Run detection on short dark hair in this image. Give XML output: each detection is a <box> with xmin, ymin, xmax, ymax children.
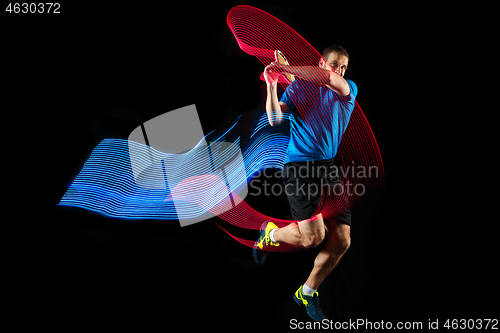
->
<box><xmin>322</xmin><ymin>45</ymin><xmax>349</xmax><ymax>59</ymax></box>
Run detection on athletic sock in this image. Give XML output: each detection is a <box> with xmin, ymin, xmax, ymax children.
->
<box><xmin>269</xmin><ymin>228</ymin><xmax>279</xmax><ymax>243</ymax></box>
<box><xmin>302</xmin><ymin>283</ymin><xmax>317</xmax><ymax>296</ymax></box>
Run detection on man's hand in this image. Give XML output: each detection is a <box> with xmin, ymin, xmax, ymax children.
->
<box><xmin>263</xmin><ymin>63</ymin><xmax>281</xmax><ymax>85</ymax></box>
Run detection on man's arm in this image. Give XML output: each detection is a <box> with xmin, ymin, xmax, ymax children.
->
<box><xmin>269</xmin><ymin>63</ymin><xmax>350</xmax><ymax>96</ymax></box>
<box><xmin>264</xmin><ymin>65</ymin><xmax>290</xmax><ymax>126</ymax></box>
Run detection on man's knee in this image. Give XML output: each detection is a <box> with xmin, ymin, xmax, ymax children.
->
<box><xmin>326</xmin><ymin>220</ymin><xmax>351</xmax><ymax>254</ymax></box>
<box><xmin>337</xmin><ymin>236</ymin><xmax>350</xmax><ymax>255</ymax></box>
<box><xmin>301</xmin><ymin>228</ymin><xmax>326</xmax><ymax>249</ymax></box>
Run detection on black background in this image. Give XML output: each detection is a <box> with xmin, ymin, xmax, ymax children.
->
<box><xmin>3</xmin><ymin>2</ymin><xmax>497</xmax><ymax>330</ymax></box>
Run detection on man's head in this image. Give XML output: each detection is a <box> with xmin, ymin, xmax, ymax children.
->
<box><xmin>319</xmin><ymin>45</ymin><xmax>349</xmax><ymax>77</ymax></box>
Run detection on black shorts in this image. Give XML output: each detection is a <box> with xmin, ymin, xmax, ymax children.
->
<box><xmin>282</xmin><ymin>158</ymin><xmax>351</xmax><ymax>225</ymax></box>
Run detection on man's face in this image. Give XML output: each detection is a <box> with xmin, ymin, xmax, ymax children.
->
<box><xmin>320</xmin><ymin>52</ymin><xmax>349</xmax><ymax>77</ymax></box>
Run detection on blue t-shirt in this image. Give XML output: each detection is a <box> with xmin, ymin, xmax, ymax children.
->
<box><xmin>280</xmin><ymin>79</ymin><xmax>358</xmax><ymax>163</ymax></box>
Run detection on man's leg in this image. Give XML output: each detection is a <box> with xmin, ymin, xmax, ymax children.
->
<box><xmin>304</xmin><ymin>217</ymin><xmax>351</xmax><ymax>289</ymax></box>
<box><xmin>272</xmin><ymin>213</ymin><xmax>326</xmax><ymax>248</ymax></box>
<box><xmin>289</xmin><ymin>216</ymin><xmax>349</xmax><ymax>322</ymax></box>
<box><xmin>252</xmin><ymin>214</ymin><xmax>325</xmax><ymax>264</ymax></box>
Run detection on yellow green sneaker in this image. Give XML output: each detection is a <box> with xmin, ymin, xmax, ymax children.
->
<box><xmin>252</xmin><ymin>221</ymin><xmax>279</xmax><ymax>264</ymax></box>
<box><xmin>293</xmin><ymin>285</ymin><xmax>328</xmax><ymax>322</ymax></box>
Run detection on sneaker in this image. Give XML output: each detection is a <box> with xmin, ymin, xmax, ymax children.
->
<box><xmin>252</xmin><ymin>221</ymin><xmax>279</xmax><ymax>264</ymax></box>
<box><xmin>293</xmin><ymin>285</ymin><xmax>328</xmax><ymax>322</ymax></box>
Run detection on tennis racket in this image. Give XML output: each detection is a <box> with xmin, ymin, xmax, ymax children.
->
<box><xmin>274</xmin><ymin>50</ymin><xmax>295</xmax><ymax>83</ymax></box>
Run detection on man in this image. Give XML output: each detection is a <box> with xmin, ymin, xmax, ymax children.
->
<box><xmin>253</xmin><ymin>45</ymin><xmax>358</xmax><ymax>322</ymax></box>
